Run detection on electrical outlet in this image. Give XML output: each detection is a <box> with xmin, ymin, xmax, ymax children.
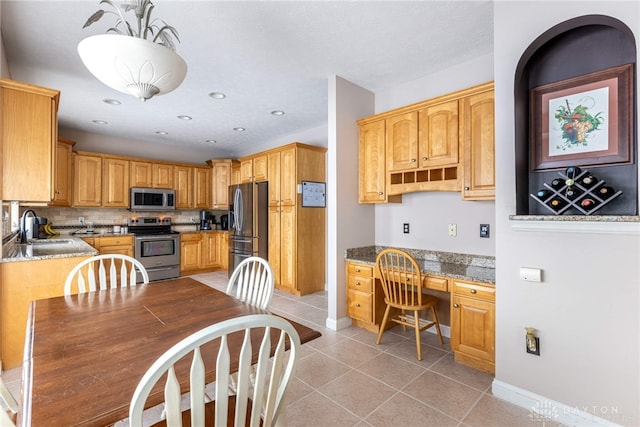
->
<box><xmin>448</xmin><ymin>223</ymin><xmax>457</xmax><ymax>236</ymax></box>
<box><xmin>190</xmin><ymin>216</ymin><xmax>195</xmax><ymax>223</ymax></box>
<box><xmin>78</xmin><ymin>217</ymin><xmax>85</xmax><ymax>225</ymax></box>
<box><xmin>403</xmin><ymin>223</ymin><xmax>410</xmax><ymax>234</ymax></box>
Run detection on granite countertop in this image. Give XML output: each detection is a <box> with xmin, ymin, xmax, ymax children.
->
<box><xmin>345</xmin><ymin>246</ymin><xmax>495</xmax><ymax>285</ymax></box>
<box><xmin>1</xmin><ymin>237</ymin><xmax>98</xmax><ymax>263</ymax></box>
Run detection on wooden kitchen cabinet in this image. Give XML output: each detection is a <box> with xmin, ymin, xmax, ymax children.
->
<box><xmin>461</xmin><ymin>86</ymin><xmax>495</xmax><ymax>200</ymax></box>
<box><xmin>358</xmin><ymin>120</ymin><xmax>401</xmax><ymax>203</ymax></box>
<box><xmin>102</xmin><ymin>157</ymin><xmax>130</xmax><ymax>208</ymax></box>
<box><xmin>73</xmin><ymin>152</ymin><xmax>103</xmax><ymax>207</ymax></box>
<box><xmin>418</xmin><ymin>99</ymin><xmax>459</xmax><ymax>168</ymax></box>
<box><xmin>92</xmin><ymin>235</ymin><xmax>134</xmax><ymax>256</ymax></box>
<box><xmin>130</xmin><ymin>161</ymin><xmax>153</xmax><ymax>187</ymax></box>
<box><xmin>180</xmin><ymin>232</ymin><xmax>203</xmax><ymax>273</ymax></box>
<box><xmin>386</xmin><ymin>111</ymin><xmax>418</xmax><ymax>172</ymax></box>
<box><xmin>50</xmin><ymin>137</ymin><xmax>75</xmax><ymax>207</ymax></box>
<box><xmin>193</xmin><ymin>166</ymin><xmax>211</xmax><ymax>209</ymax></box>
<box><xmin>231</xmin><ymin>164</ymin><xmax>241</xmax><ymax>185</ymax></box>
<box><xmin>1</xmin><ymin>256</ymin><xmax>91</xmax><ymax>369</ymax></box>
<box><xmin>267</xmin><ymin>143</ymin><xmax>326</xmax><ymax>295</ymax></box>
<box><xmin>130</xmin><ymin>161</ymin><xmax>175</xmax><ymax>189</ymax></box>
<box><xmin>450</xmin><ymin>279</ymin><xmax>495</xmax><ymax>374</ymax></box>
<box><xmin>240</xmin><ymin>154</ymin><xmax>268</xmax><ymax>183</ymax></box>
<box><xmin>357</xmin><ymin>82</ymin><xmax>493</xmax><ymax>200</ymax></box>
<box><xmin>202</xmin><ymin>231</ymin><xmax>228</xmax><ymax>269</ymax></box>
<box><xmin>1</xmin><ymin>78</ymin><xmax>59</xmax><ymax>202</ymax></box>
<box><xmin>174</xmin><ymin>166</ymin><xmax>193</xmax><ymax>209</ymax></box>
<box><xmin>208</xmin><ymin>159</ymin><xmax>235</xmax><ymax>210</ymax></box>
<box><xmin>345</xmin><ymin>262</ymin><xmax>386</xmax><ymax>332</ymax></box>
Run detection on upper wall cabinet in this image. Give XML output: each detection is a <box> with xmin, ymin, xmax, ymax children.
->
<box><xmin>461</xmin><ymin>88</ymin><xmax>495</xmax><ymax>200</ymax></box>
<box><xmin>50</xmin><ymin>137</ymin><xmax>76</xmax><ymax>207</ymax></box>
<box><xmin>130</xmin><ymin>161</ymin><xmax>174</xmax><ymax>189</ymax></box>
<box><xmin>358</xmin><ymin>120</ymin><xmax>401</xmax><ymax>203</ymax></box>
<box><xmin>208</xmin><ymin>159</ymin><xmax>236</xmax><ymax>210</ymax></box>
<box><xmin>1</xmin><ymin>78</ymin><xmax>60</xmax><ymax>202</ymax></box>
<box><xmin>357</xmin><ymin>82</ymin><xmax>494</xmax><ymax>202</ymax></box>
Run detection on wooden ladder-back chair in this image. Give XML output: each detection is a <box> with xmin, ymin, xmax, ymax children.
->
<box><xmin>376</xmin><ymin>248</ymin><xmax>444</xmax><ymax>360</ymax></box>
<box><xmin>64</xmin><ymin>254</ymin><xmax>149</xmax><ymax>295</ymax></box>
<box><xmin>226</xmin><ymin>257</ymin><xmax>275</xmax><ymax>310</ymax></box>
<box><xmin>129</xmin><ymin>314</ymin><xmax>301</xmax><ymax>427</ymax></box>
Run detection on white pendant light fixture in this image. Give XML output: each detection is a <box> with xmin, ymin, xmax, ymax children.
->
<box><xmin>78</xmin><ymin>0</ymin><xmax>187</xmax><ymax>101</ymax></box>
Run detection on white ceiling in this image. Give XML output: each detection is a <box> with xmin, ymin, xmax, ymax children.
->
<box><xmin>0</xmin><ymin>0</ymin><xmax>493</xmax><ymax>161</ymax></box>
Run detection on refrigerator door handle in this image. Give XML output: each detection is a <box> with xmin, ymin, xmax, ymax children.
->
<box><xmin>233</xmin><ymin>187</ymin><xmax>243</xmax><ymax>231</ymax></box>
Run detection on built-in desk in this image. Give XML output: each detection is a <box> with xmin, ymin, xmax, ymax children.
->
<box><xmin>345</xmin><ymin>246</ymin><xmax>496</xmax><ymax>374</ymax></box>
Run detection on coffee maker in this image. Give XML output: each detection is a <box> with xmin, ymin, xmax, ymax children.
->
<box><xmin>199</xmin><ymin>210</ymin><xmax>212</xmax><ymax>230</ymax></box>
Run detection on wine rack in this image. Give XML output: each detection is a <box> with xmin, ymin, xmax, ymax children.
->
<box><xmin>530</xmin><ymin>168</ymin><xmax>622</xmax><ymax>216</ymax></box>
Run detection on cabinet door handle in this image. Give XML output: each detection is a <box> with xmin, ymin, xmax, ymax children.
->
<box><xmin>453</xmin><ymin>303</ymin><xmax>459</xmax><ymax>308</ymax></box>
<box><xmin>422</xmin><ymin>156</ymin><xmax>427</xmax><ymax>161</ymax></box>
<box><xmin>411</xmin><ymin>158</ymin><xmax>416</xmax><ymax>163</ymax></box>
<box><xmin>464</xmin><ymin>186</ymin><xmax>470</xmax><ymax>190</ymax></box>
<box><xmin>355</xmin><ymin>268</ymin><xmax>360</xmax><ymax>272</ymax></box>
<box><xmin>356</xmin><ymin>282</ymin><xmax>361</xmax><ymax>286</ymax></box>
<box><xmin>470</xmin><ymin>289</ymin><xmax>477</xmax><ymax>294</ymax></box>
<box><xmin>355</xmin><ymin>303</ymin><xmax>361</xmax><ymax>307</ymax></box>
<box><xmin>378</xmin><ymin>191</ymin><xmax>384</xmax><ymax>195</ymax></box>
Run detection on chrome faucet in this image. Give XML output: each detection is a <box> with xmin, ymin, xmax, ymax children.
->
<box><xmin>19</xmin><ymin>209</ymin><xmax>37</xmax><ymax>243</ymax></box>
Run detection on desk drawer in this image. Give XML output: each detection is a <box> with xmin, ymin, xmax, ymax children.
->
<box><xmin>347</xmin><ymin>263</ymin><xmax>373</xmax><ymax>277</ymax></box>
<box><xmin>347</xmin><ymin>289</ymin><xmax>372</xmax><ymax>322</ymax></box>
<box><xmin>347</xmin><ymin>275</ymin><xmax>373</xmax><ymax>292</ymax></box>
<box><xmin>452</xmin><ymin>280</ymin><xmax>495</xmax><ymax>302</ymax></box>
<box><xmin>424</xmin><ymin>276</ymin><xmax>448</xmax><ymax>292</ymax></box>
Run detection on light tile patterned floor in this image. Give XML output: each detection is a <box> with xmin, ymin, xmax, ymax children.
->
<box><xmin>2</xmin><ymin>271</ymin><xmax>560</xmax><ymax>426</ymax></box>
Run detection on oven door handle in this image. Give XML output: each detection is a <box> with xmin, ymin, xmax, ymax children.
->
<box><xmin>145</xmin><ymin>266</ymin><xmax>178</xmax><ymax>271</ymax></box>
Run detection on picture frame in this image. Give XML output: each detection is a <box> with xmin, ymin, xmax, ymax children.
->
<box><xmin>530</xmin><ymin>63</ymin><xmax>633</xmax><ymax>171</ymax></box>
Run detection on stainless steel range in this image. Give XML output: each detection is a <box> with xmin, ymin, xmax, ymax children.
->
<box><xmin>128</xmin><ymin>217</ymin><xmax>180</xmax><ymax>282</ymax></box>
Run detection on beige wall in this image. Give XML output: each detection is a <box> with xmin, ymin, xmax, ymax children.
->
<box><xmin>494</xmin><ymin>1</ymin><xmax>639</xmax><ymax>425</ymax></box>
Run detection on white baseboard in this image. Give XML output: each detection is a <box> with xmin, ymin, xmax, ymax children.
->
<box><xmin>326</xmin><ymin>316</ymin><xmax>352</xmax><ymax>331</ymax></box>
<box><xmin>492</xmin><ymin>379</ymin><xmax>623</xmax><ymax>427</ymax></box>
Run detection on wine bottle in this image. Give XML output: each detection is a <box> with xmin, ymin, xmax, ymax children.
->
<box><xmin>565</xmin><ymin>188</ymin><xmax>583</xmax><ymax>200</ymax></box>
<box><xmin>565</xmin><ymin>166</ymin><xmax>582</xmax><ymax>179</ymax></box>
<box><xmin>597</xmin><ymin>186</ymin><xmax>615</xmax><ymax>200</ymax></box>
<box><xmin>550</xmin><ymin>178</ymin><xmax>565</xmax><ymax>190</ymax></box>
<box><xmin>536</xmin><ymin>189</ymin><xmax>552</xmax><ymax>200</ymax></box>
<box><xmin>547</xmin><ymin>198</ymin><xmax>566</xmax><ymax>211</ymax></box>
<box><xmin>580</xmin><ymin>198</ymin><xmax>598</xmax><ymax>210</ymax></box>
<box><xmin>580</xmin><ymin>174</ymin><xmax>598</xmax><ymax>188</ymax></box>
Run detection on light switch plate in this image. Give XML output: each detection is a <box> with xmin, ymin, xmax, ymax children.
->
<box><xmin>448</xmin><ymin>223</ymin><xmax>457</xmax><ymax>236</ymax></box>
<box><xmin>520</xmin><ymin>267</ymin><xmax>542</xmax><ymax>282</ymax></box>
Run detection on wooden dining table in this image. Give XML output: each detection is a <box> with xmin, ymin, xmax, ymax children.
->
<box><xmin>18</xmin><ymin>277</ymin><xmax>321</xmax><ymax>427</ymax></box>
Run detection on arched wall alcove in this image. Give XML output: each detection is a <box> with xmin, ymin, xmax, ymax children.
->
<box><xmin>514</xmin><ymin>15</ymin><xmax>637</xmax><ymax>215</ymax></box>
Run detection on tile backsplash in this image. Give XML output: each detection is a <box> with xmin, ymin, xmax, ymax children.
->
<box><xmin>19</xmin><ymin>207</ymin><xmax>228</xmax><ymax>232</ymax></box>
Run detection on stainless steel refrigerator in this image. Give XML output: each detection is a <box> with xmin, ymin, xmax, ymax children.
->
<box><xmin>228</xmin><ymin>182</ymin><xmax>269</xmax><ymax>276</ymax></box>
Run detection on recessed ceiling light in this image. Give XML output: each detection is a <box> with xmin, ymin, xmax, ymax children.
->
<box><xmin>155</xmin><ymin>131</ymin><xmax>169</xmax><ymax>135</ymax></box>
<box><xmin>233</xmin><ymin>127</ymin><xmax>246</xmax><ymax>132</ymax></box>
<box><xmin>206</xmin><ymin>139</ymin><xmax>217</xmax><ymax>144</ymax></box>
<box><xmin>208</xmin><ymin>92</ymin><xmax>226</xmax><ymax>99</ymax></box>
<box><xmin>92</xmin><ymin>120</ymin><xmax>108</xmax><ymax>125</ymax></box>
<box><xmin>102</xmin><ymin>98</ymin><xmax>121</xmax><ymax>105</ymax></box>
<box><xmin>177</xmin><ymin>115</ymin><xmax>192</xmax><ymax>120</ymax></box>
<box><xmin>271</xmin><ymin>110</ymin><xmax>285</xmax><ymax>116</ymax></box>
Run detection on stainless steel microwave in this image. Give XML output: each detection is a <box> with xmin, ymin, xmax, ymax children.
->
<box><xmin>130</xmin><ymin>188</ymin><xmax>176</xmax><ymax>211</ymax></box>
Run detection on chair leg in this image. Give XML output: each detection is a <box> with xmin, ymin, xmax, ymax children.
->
<box><xmin>414</xmin><ymin>310</ymin><xmax>422</xmax><ymax>361</ymax></box>
<box><xmin>376</xmin><ymin>304</ymin><xmax>391</xmax><ymax>345</ymax></box>
<box><xmin>431</xmin><ymin>306</ymin><xmax>444</xmax><ymax>345</ymax></box>
<box><xmin>401</xmin><ymin>309</ymin><xmax>407</xmax><ymax>332</ymax></box>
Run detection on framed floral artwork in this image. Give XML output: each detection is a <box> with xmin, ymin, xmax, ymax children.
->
<box><xmin>530</xmin><ymin>63</ymin><xmax>633</xmax><ymax>171</ymax></box>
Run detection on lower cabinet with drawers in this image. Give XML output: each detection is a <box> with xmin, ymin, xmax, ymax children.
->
<box><xmin>345</xmin><ymin>260</ymin><xmax>495</xmax><ymax>374</ymax></box>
